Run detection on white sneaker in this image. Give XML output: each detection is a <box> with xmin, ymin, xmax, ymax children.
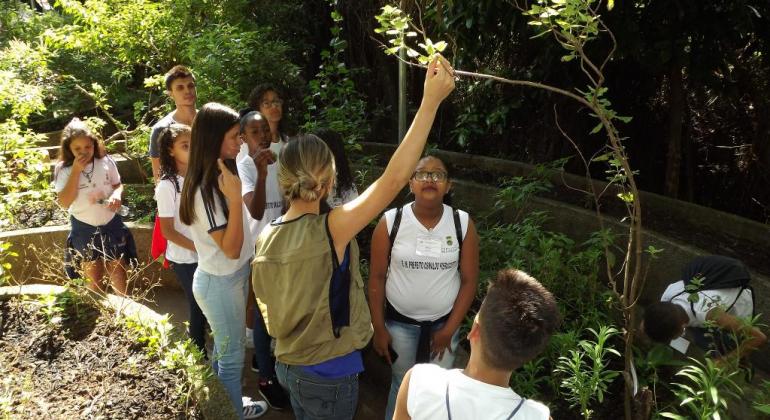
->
<box><xmin>243</xmin><ymin>399</ymin><xmax>268</xmax><ymax>419</ymax></box>
<box><xmin>245</xmin><ymin>327</ymin><xmax>254</xmax><ymax>349</ymax></box>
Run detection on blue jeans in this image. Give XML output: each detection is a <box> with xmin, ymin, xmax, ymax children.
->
<box><xmin>253</xmin><ymin>307</ymin><xmax>275</xmax><ymax>379</ymax></box>
<box><xmin>276</xmin><ymin>361</ymin><xmax>358</xmax><ymax>420</ymax></box>
<box><xmin>384</xmin><ymin>318</ymin><xmax>460</xmax><ymax>420</ymax></box>
<box><xmin>193</xmin><ymin>262</ymin><xmax>250</xmax><ymax>419</ymax></box>
<box><xmin>171</xmin><ymin>261</ymin><xmax>207</xmax><ymax>355</ymax></box>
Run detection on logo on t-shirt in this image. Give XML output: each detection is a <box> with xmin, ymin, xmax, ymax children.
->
<box><xmin>446</xmin><ymin>236</ymin><xmax>453</xmax><ymax>246</ymax></box>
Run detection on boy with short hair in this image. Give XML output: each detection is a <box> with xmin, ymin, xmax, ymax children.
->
<box><xmin>394</xmin><ymin>269</ymin><xmax>559</xmax><ymax>420</ymax></box>
<box><xmin>148</xmin><ymin>65</ymin><xmax>197</xmax><ymax>183</ymax></box>
<box><xmin>643</xmin><ymin>255</ymin><xmax>766</xmax><ymax>361</ymax></box>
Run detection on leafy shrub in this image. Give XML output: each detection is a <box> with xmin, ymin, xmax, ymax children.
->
<box><xmin>183</xmin><ymin>23</ymin><xmax>302</xmax><ymax>106</ymax></box>
<box><xmin>302</xmin><ymin>1</ymin><xmax>369</xmax><ymax>149</ymax></box>
<box><xmin>555</xmin><ymin>326</ymin><xmax>622</xmax><ymax>420</ymax></box>
<box><xmin>660</xmin><ymin>357</ymin><xmax>744</xmax><ymax>420</ymax></box>
<box><xmin>478</xmin><ymin>212</ymin><xmax>612</xmax><ymax>329</ymax></box>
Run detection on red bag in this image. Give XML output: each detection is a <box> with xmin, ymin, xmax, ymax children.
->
<box><xmin>151</xmin><ymin>215</ymin><xmax>170</xmax><ymax>269</ymax></box>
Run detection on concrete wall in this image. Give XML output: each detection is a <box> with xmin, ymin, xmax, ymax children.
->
<box><xmin>0</xmin><ymin>223</ymin><xmax>177</xmax><ymax>290</ymax></box>
<box><xmin>362</xmin><ymin>142</ymin><xmax>770</xmax><ymax>249</ymax></box>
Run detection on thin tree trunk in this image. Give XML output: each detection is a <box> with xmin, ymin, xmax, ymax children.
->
<box><xmin>664</xmin><ymin>58</ymin><xmax>685</xmax><ymax>198</ymax></box>
<box><xmin>683</xmin><ymin>92</ymin><xmax>695</xmax><ymax>202</ymax></box>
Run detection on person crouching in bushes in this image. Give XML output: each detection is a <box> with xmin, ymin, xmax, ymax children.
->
<box><xmin>179</xmin><ymin>103</ymin><xmax>268</xmax><ymax>419</ymax></box>
<box><xmin>642</xmin><ymin>255</ymin><xmax>766</xmax><ymax>362</ymax></box>
<box><xmin>154</xmin><ymin>123</ymin><xmax>208</xmax><ymax>355</ymax></box>
<box><xmin>53</xmin><ymin>118</ymin><xmax>136</xmax><ymax>295</ymax></box>
<box><xmin>393</xmin><ymin>269</ymin><xmax>559</xmax><ymax>420</ymax></box>
<box><xmin>368</xmin><ymin>154</ymin><xmax>479</xmax><ymax>420</ymax></box>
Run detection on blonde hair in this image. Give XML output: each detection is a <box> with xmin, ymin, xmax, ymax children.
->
<box><xmin>278</xmin><ymin>134</ymin><xmax>336</xmax><ymax>202</ymax></box>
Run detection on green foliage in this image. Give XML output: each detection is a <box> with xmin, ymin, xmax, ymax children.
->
<box><xmin>0</xmin><ymin>241</ymin><xmax>17</xmax><ymax>287</ymax></box>
<box><xmin>555</xmin><ymin>326</ymin><xmax>622</xmax><ymax>419</ymax></box>
<box><xmin>0</xmin><ymin>0</ymin><xmax>308</xmax><ymax>228</ymax></box>
<box><xmin>509</xmin><ymin>357</ymin><xmax>548</xmax><ymax>400</ymax></box>
<box><xmin>753</xmin><ymin>380</ymin><xmax>770</xmax><ymax>416</ymax></box>
<box><xmin>478</xmin><ymin>211</ymin><xmax>612</xmax><ymax>330</ymax></box>
<box><xmin>0</xmin><ymin>37</ymin><xmax>53</xmax><ymax>228</ymax></box>
<box><xmin>183</xmin><ymin>23</ymin><xmax>301</xmax><ymax>106</ymax></box>
<box><xmin>123</xmin><ymin>314</ymin><xmax>219</xmax><ymax>415</ymax></box>
<box><xmin>302</xmin><ymin>1</ymin><xmax>369</xmax><ymax>150</ymax></box>
<box><xmin>33</xmin><ymin>281</ymin><xmax>91</xmax><ymax>327</ymax></box>
<box><xmin>375</xmin><ymin>5</ymin><xmax>446</xmax><ymax>63</ymax></box>
<box><xmin>37</xmin><ymin>292</ymin><xmax>66</xmax><ymax>326</ymax></box>
<box><xmin>493</xmin><ymin>158</ymin><xmax>567</xmax><ymax>222</ymax></box>
<box><xmin>659</xmin><ymin>358</ymin><xmax>744</xmax><ymax>420</ymax></box>
<box><xmin>632</xmin><ymin>343</ymin><xmax>686</xmax><ymax>398</ymax></box>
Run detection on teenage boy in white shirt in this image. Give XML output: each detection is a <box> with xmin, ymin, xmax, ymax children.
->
<box><xmin>394</xmin><ymin>269</ymin><xmax>559</xmax><ymax>420</ymax></box>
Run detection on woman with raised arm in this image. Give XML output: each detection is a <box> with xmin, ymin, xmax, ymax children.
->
<box><xmin>251</xmin><ymin>56</ymin><xmax>455</xmax><ymax>420</ymax></box>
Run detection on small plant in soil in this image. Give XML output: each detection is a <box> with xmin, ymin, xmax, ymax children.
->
<box><xmin>555</xmin><ymin>325</ymin><xmax>622</xmax><ymax>419</ymax></box>
<box><xmin>660</xmin><ymin>357</ymin><xmax>744</xmax><ymax>420</ymax></box>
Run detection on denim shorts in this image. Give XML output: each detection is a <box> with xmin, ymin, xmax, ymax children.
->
<box><xmin>69</xmin><ymin>215</ymin><xmax>132</xmax><ymax>261</ymax></box>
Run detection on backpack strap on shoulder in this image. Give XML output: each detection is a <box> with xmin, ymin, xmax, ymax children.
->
<box><xmin>386</xmin><ymin>206</ymin><xmax>403</xmax><ymax>275</ymax></box>
<box><xmin>453</xmin><ymin>208</ymin><xmax>463</xmax><ymax>267</ymax></box>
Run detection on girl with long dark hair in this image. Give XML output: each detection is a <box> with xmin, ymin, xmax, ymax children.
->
<box><xmin>179</xmin><ymin>103</ymin><xmax>267</xmax><ymax>419</ymax></box>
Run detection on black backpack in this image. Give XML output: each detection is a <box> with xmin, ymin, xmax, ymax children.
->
<box><xmin>386</xmin><ymin>205</ymin><xmax>464</xmax><ymax>271</ymax></box>
<box><xmin>672</xmin><ymin>255</ymin><xmax>754</xmax><ymax>317</ymax></box>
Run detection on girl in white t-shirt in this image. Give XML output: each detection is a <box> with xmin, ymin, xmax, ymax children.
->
<box><xmin>53</xmin><ymin>118</ymin><xmax>135</xmax><ymax>295</ymax></box>
<box><xmin>236</xmin><ymin>111</ymin><xmax>290</xmax><ymax>409</ymax></box>
<box><xmin>369</xmin><ymin>155</ymin><xmax>480</xmax><ymax>420</ymax></box>
<box><xmin>154</xmin><ymin>123</ymin><xmax>208</xmax><ymax>354</ymax></box>
<box><xmin>178</xmin><ymin>103</ymin><xmax>267</xmax><ymax>419</ymax></box>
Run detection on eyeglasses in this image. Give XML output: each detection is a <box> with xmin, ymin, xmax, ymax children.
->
<box><xmin>260</xmin><ymin>99</ymin><xmax>284</xmax><ymax>108</ymax></box>
<box><xmin>412</xmin><ymin>171</ymin><xmax>448</xmax><ymax>183</ymax></box>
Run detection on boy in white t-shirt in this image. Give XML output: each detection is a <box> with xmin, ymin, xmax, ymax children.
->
<box><xmin>236</xmin><ymin>111</ymin><xmax>289</xmax><ymax>410</ymax></box>
<box><xmin>394</xmin><ymin>269</ymin><xmax>559</xmax><ymax>420</ymax></box>
<box><xmin>643</xmin><ymin>255</ymin><xmax>766</xmax><ymax>361</ymax></box>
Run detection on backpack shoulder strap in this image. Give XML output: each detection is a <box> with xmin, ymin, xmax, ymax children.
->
<box><xmin>453</xmin><ymin>208</ymin><xmax>463</xmax><ymax>267</ymax></box>
<box><xmin>386</xmin><ymin>206</ymin><xmax>403</xmax><ymax>275</ymax></box>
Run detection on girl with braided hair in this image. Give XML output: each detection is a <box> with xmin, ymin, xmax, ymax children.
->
<box><xmin>154</xmin><ymin>123</ymin><xmax>208</xmax><ymax>354</ymax></box>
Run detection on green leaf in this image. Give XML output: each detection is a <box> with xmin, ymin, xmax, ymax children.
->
<box><xmin>590</xmin><ymin>121</ymin><xmax>604</xmax><ymax>134</ymax></box>
<box><xmin>709</xmin><ymin>386</ymin><xmax>719</xmax><ymax>405</ymax></box>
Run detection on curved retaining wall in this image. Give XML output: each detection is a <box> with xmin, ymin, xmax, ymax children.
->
<box><xmin>362</xmin><ymin>142</ymin><xmax>770</xmax><ymax>250</ymax></box>
<box><xmin>0</xmin><ymin>223</ymin><xmax>177</xmax><ymax>290</ymax></box>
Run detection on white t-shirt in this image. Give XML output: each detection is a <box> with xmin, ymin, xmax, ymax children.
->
<box><xmin>661</xmin><ymin>280</ymin><xmax>754</xmax><ymax>328</ymax></box>
<box><xmin>407</xmin><ymin>364</ymin><xmax>550</xmax><ymax>420</ymax></box>
<box><xmin>236</xmin><ymin>155</ymin><xmax>283</xmax><ymax>249</ymax></box>
<box><xmin>326</xmin><ymin>184</ymin><xmax>358</xmax><ymax>208</ymax></box>
<box><xmin>154</xmin><ymin>175</ymin><xmax>197</xmax><ymax>264</ymax></box>
<box><xmin>52</xmin><ymin>156</ymin><xmax>121</xmax><ymax>227</ymax></box>
<box><xmin>385</xmin><ymin>203</ymin><xmax>469</xmax><ymax>321</ymax></box>
<box><xmin>187</xmin><ymin>188</ymin><xmax>253</xmax><ymax>275</ymax></box>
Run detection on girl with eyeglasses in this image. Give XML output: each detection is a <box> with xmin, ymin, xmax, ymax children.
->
<box><xmin>247</xmin><ymin>83</ymin><xmax>290</xmax><ymax>147</ymax></box>
<box><xmin>368</xmin><ymin>154</ymin><xmax>480</xmax><ymax>420</ymax></box>
<box><xmin>250</xmin><ymin>57</ymin><xmax>455</xmax><ymax>420</ymax></box>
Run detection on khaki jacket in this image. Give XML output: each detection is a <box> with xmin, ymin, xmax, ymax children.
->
<box><xmin>251</xmin><ymin>213</ymin><xmax>373</xmax><ymax>365</ymax></box>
